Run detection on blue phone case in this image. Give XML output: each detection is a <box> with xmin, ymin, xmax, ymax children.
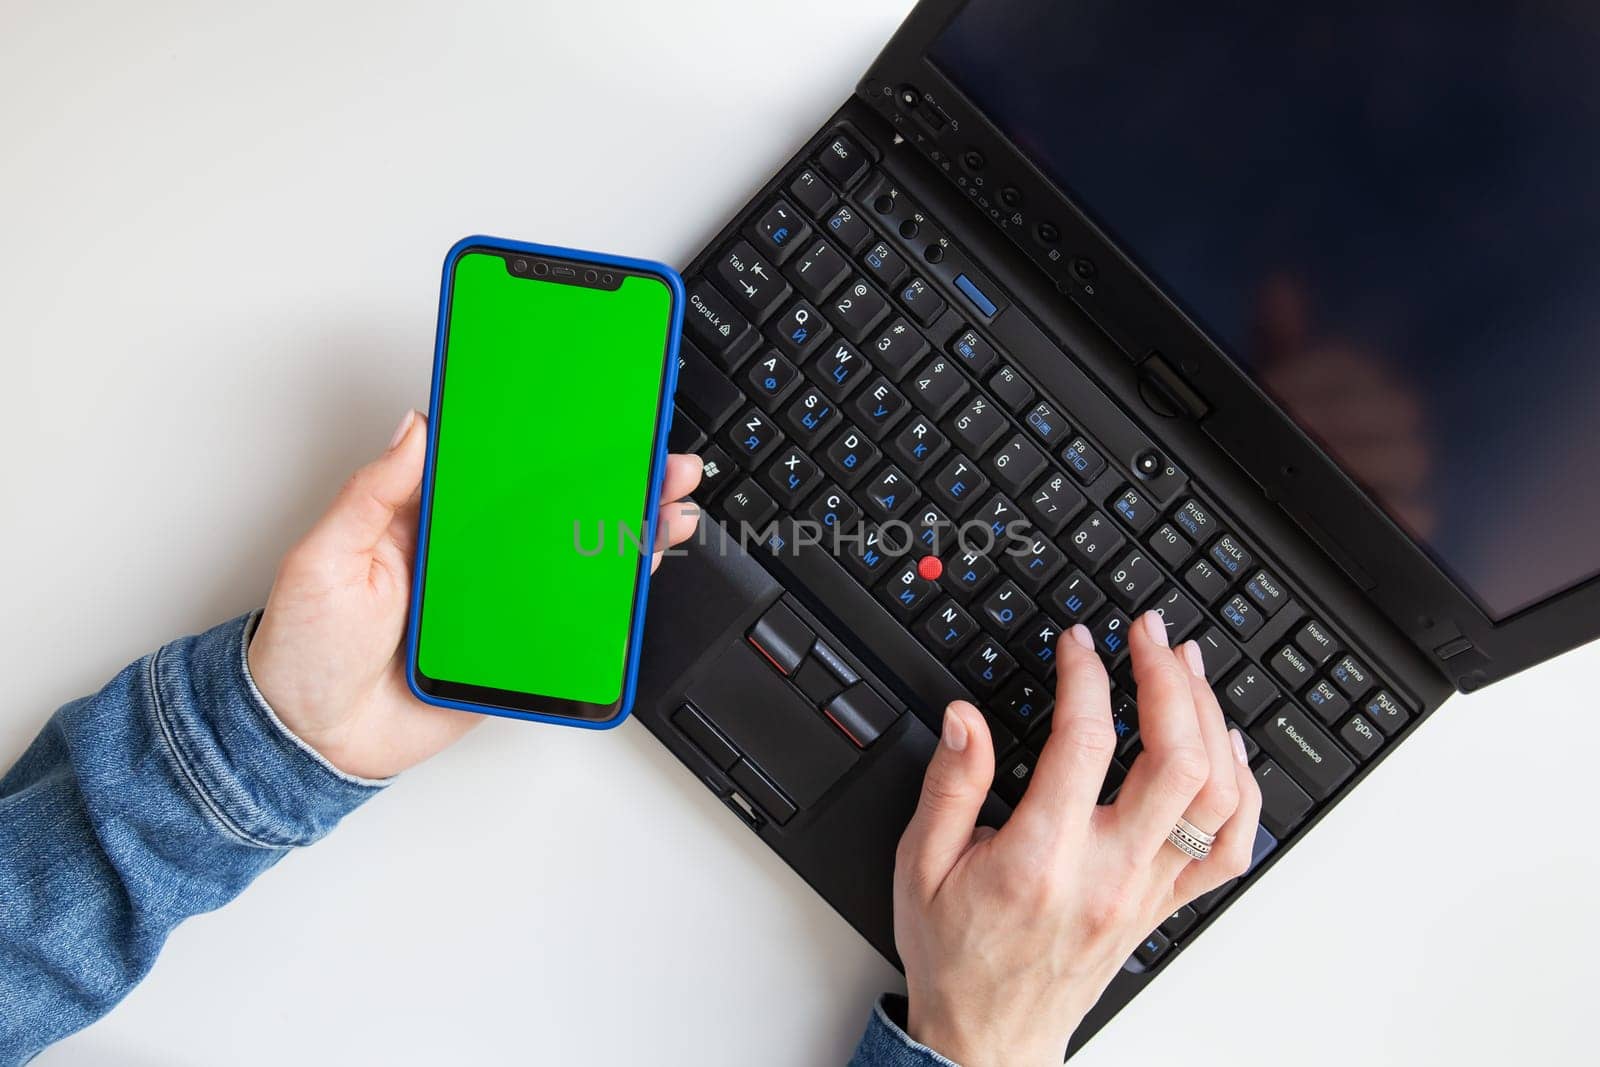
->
<box><xmin>405</xmin><ymin>235</ymin><xmax>685</xmax><ymax>730</ymax></box>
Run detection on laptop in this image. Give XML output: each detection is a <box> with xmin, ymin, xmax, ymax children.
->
<box><xmin>635</xmin><ymin>0</ymin><xmax>1600</xmax><ymax>1055</ymax></box>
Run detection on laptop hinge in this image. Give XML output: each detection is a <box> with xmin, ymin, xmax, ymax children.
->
<box><xmin>1135</xmin><ymin>352</ymin><xmax>1210</xmax><ymax>421</ymax></box>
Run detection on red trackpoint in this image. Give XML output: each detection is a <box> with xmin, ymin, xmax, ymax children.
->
<box><xmin>917</xmin><ymin>555</ymin><xmax>943</xmax><ymax>581</ymax></box>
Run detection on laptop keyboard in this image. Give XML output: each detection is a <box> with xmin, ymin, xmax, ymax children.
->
<box><xmin>668</xmin><ymin>127</ymin><xmax>1416</xmax><ymax>967</ymax></box>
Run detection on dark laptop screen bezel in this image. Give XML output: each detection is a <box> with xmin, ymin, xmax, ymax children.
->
<box><xmin>853</xmin><ymin>0</ymin><xmax>1600</xmax><ymax>692</ymax></box>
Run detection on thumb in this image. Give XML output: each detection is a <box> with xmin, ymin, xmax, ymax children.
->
<box><xmin>308</xmin><ymin>409</ymin><xmax>427</xmax><ymax>556</ymax></box>
<box><xmin>897</xmin><ymin>700</ymin><xmax>995</xmax><ymax>897</ymax></box>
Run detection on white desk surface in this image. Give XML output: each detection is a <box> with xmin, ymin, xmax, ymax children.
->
<box><xmin>4</xmin><ymin>2</ymin><xmax>1594</xmax><ymax>1063</ymax></box>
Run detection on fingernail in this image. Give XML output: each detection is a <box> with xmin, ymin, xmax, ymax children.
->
<box><xmin>1182</xmin><ymin>640</ymin><xmax>1206</xmax><ymax>678</ymax></box>
<box><xmin>1230</xmin><ymin>728</ymin><xmax>1249</xmax><ymax>766</ymax></box>
<box><xmin>1069</xmin><ymin>624</ymin><xmax>1094</xmax><ymax>651</ymax></box>
<box><xmin>387</xmin><ymin>409</ymin><xmax>416</xmax><ymax>450</ymax></box>
<box><xmin>1143</xmin><ymin>610</ymin><xmax>1168</xmax><ymax>646</ymax></box>
<box><xmin>941</xmin><ymin>704</ymin><xmax>969</xmax><ymax>752</ymax></box>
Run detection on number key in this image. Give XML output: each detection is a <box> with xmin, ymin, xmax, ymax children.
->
<box><xmin>866</xmin><ymin>316</ymin><xmax>928</xmax><ymax>380</ymax></box>
<box><xmin>787</xmin><ymin>240</ymin><xmax>850</xmax><ymax>303</ymax></box>
<box><xmin>1104</xmin><ymin>548</ymin><xmax>1162</xmax><ymax>611</ymax></box>
<box><xmin>825</xmin><ymin>276</ymin><xmax>890</xmax><ymax>344</ymax></box>
<box><xmin>947</xmin><ymin>394</ymin><xmax>1009</xmax><ymax>455</ymax></box>
<box><xmin>1065</xmin><ymin>511</ymin><xmax>1125</xmax><ymax>572</ymax></box>
<box><xmin>1022</xmin><ymin>470</ymin><xmax>1085</xmax><ymax>536</ymax></box>
<box><xmin>908</xmin><ymin>357</ymin><xmax>970</xmax><ymax>418</ymax></box>
<box><xmin>985</xmin><ymin>434</ymin><xmax>1047</xmax><ymax>496</ymax></box>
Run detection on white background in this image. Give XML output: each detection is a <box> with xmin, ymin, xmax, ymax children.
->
<box><xmin>3</xmin><ymin>2</ymin><xmax>1594</xmax><ymax>1063</ymax></box>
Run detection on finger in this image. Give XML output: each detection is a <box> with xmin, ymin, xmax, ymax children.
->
<box><xmin>307</xmin><ymin>410</ymin><xmax>427</xmax><ymax>557</ymax></box>
<box><xmin>1008</xmin><ymin>625</ymin><xmax>1114</xmax><ymax>844</ymax></box>
<box><xmin>1173</xmin><ymin>729</ymin><xmax>1262</xmax><ymax>903</ymax></box>
<box><xmin>1152</xmin><ymin>643</ymin><xmax>1243</xmax><ymax>880</ymax></box>
<box><xmin>895</xmin><ymin>701</ymin><xmax>996</xmax><ymax>899</ymax></box>
<box><xmin>1109</xmin><ymin>611</ymin><xmax>1210</xmax><ymax>850</ymax></box>
<box><xmin>649</xmin><ymin>500</ymin><xmax>701</xmax><ymax>573</ymax></box>
<box><xmin>660</xmin><ymin>453</ymin><xmax>703</xmax><ymax>503</ymax></box>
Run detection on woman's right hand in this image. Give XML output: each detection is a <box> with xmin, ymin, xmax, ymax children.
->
<box><xmin>892</xmin><ymin>610</ymin><xmax>1262</xmax><ymax>1066</ymax></box>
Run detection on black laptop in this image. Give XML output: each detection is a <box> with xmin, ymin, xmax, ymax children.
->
<box><xmin>636</xmin><ymin>0</ymin><xmax>1600</xmax><ymax>1055</ymax></box>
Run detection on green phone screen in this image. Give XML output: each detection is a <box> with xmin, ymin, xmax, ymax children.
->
<box><xmin>415</xmin><ymin>249</ymin><xmax>673</xmax><ymax>710</ymax></box>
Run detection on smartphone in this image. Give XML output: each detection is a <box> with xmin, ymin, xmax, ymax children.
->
<box><xmin>406</xmin><ymin>237</ymin><xmax>684</xmax><ymax>728</ymax></box>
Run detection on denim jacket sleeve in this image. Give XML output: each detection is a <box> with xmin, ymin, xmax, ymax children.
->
<box><xmin>849</xmin><ymin>994</ymin><xmax>964</xmax><ymax>1066</ymax></box>
<box><xmin>0</xmin><ymin>612</ymin><xmax>384</xmax><ymax>1065</ymax></box>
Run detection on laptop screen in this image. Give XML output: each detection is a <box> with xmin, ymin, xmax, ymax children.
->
<box><xmin>932</xmin><ymin>0</ymin><xmax>1600</xmax><ymax>622</ymax></box>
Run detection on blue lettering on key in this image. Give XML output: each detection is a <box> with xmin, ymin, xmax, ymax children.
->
<box><xmin>832</xmin><ymin>366</ymin><xmax>848</xmax><ymax>384</ymax></box>
<box><xmin>962</xmin><ymin>569</ymin><xmax>978</xmax><ymax>584</ymax></box>
<box><xmin>867</xmin><ymin>251</ymin><xmax>884</xmax><ymax>268</ymax></box>
<box><xmin>1066</xmin><ymin>450</ymin><xmax>1088</xmax><ymax>472</ymax></box>
<box><xmin>823</xmin><ymin>511</ymin><xmax>838</xmax><ymax>527</ymax></box>
<box><xmin>802</xmin><ymin>412</ymin><xmax>820</xmax><ymax>430</ymax></box>
<box><xmin>1103</xmin><ymin>632</ymin><xmax>1124</xmax><ymax>654</ymax></box>
<box><xmin>791</xmin><ymin>326</ymin><xmax>808</xmax><ymax>344</ymax></box>
<box><xmin>981</xmin><ymin>665</ymin><xmax>995</xmax><ymax>681</ymax></box>
<box><xmin>956</xmin><ymin>338</ymin><xmax>976</xmax><ymax>360</ymax></box>
<box><xmin>919</xmin><ymin>528</ymin><xmax>936</xmax><ymax>548</ymax></box>
<box><xmin>844</xmin><ymin>454</ymin><xmax>858</xmax><ymax>469</ymax></box>
<box><xmin>1223</xmin><ymin>602</ymin><xmax>1247</xmax><ymax>628</ymax></box>
<box><xmin>1116</xmin><ymin>499</ymin><xmax>1137</xmax><ymax>523</ymax></box>
<box><xmin>863</xmin><ymin>548</ymin><xmax>881</xmax><ymax>567</ymax></box>
<box><xmin>1027</xmin><ymin>557</ymin><xmax>1044</xmax><ymax>571</ymax></box>
<box><xmin>1027</xmin><ymin>410</ymin><xmax>1053</xmax><ymax>436</ymax></box>
<box><xmin>1065</xmin><ymin>594</ymin><xmax>1084</xmax><ymax>613</ymax></box>
<box><xmin>898</xmin><ymin>588</ymin><xmax>915</xmax><ymax>605</ymax></box>
<box><xmin>773</xmin><ymin>226</ymin><xmax>789</xmax><ymax>244</ymax></box>
<box><xmin>882</xmin><ymin>493</ymin><xmax>896</xmax><ymax>508</ymax></box>
<box><xmin>944</xmin><ymin>627</ymin><xmax>959</xmax><ymax>643</ymax></box>
<box><xmin>763</xmin><ymin>376</ymin><xmax>778</xmax><ymax>391</ymax></box>
<box><xmin>952</xmin><ymin>480</ymin><xmax>967</xmax><ymax>497</ymax></box>
<box><xmin>913</xmin><ymin>442</ymin><xmax>929</xmax><ymax>458</ymax></box>
<box><xmin>787</xmin><ymin>473</ymin><xmax>801</xmax><ymax>490</ymax></box>
<box><xmin>873</xmin><ymin>404</ymin><xmax>889</xmax><ymax>418</ymax></box>
<box><xmin>998</xmin><ymin>607</ymin><xmax>1014</xmax><ymax>623</ymax></box>
<box><xmin>744</xmin><ymin>435</ymin><xmax>760</xmax><ymax>451</ymax></box>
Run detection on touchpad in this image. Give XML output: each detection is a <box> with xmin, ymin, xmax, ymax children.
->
<box><xmin>686</xmin><ymin>642</ymin><xmax>858</xmax><ymax>808</ymax></box>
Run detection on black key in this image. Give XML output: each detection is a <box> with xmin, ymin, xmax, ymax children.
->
<box><xmin>1019</xmin><ymin>407</ymin><xmax>1070</xmax><ymax>461</ymax></box>
<box><xmin>995</xmin><ymin>675</ymin><xmax>1053</xmax><ymax>734</ymax></box>
<box><xmin>825</xmin><ymin>276</ymin><xmax>890</xmax><ymax>344</ymax></box>
<box><xmin>1330</xmin><ymin>654</ymin><xmax>1373</xmax><ymax>700</ymax></box>
<box><xmin>760</xmin><ymin>446</ymin><xmax>823</xmax><ymax>510</ymax></box>
<box><xmin>1151</xmin><ymin>586</ymin><xmax>1204</xmax><ymax>644</ymax></box>
<box><xmin>1022</xmin><ymin>471</ymin><xmax>1085</xmax><ymax>537</ymax></box>
<box><xmin>948</xmin><ymin>394</ymin><xmax>1009</xmax><ymax>455</ymax></box>
<box><xmin>1219</xmin><ymin>593</ymin><xmax>1265</xmax><ymax>640</ymax></box>
<box><xmin>1064</xmin><ymin>511</ymin><xmax>1125</xmax><ymax>572</ymax></box>
<box><xmin>1001</xmin><ymin>531</ymin><xmax>1066</xmax><ymax>595</ymax></box>
<box><xmin>1104</xmin><ymin>548</ymin><xmax>1162</xmax><ymax>612</ymax></box>
<box><xmin>978</xmin><ymin>580</ymin><xmax>1035</xmax><ymax>639</ymax></box>
<box><xmin>1044</xmin><ymin>569</ymin><xmax>1105</xmax><ymax>626</ymax></box>
<box><xmin>987</xmin><ymin>365</ymin><xmax>1034</xmax><ymax>413</ymax></box>
<box><xmin>899</xmin><ymin>276</ymin><xmax>946</xmax><ymax>326</ymax></box>
<box><xmin>919</xmin><ymin>597</ymin><xmax>979</xmax><ymax>655</ymax></box>
<box><xmin>842</xmin><ymin>522</ymin><xmax>905</xmax><ymax>584</ymax></box>
<box><xmin>668</xmin><ymin>407</ymin><xmax>706</xmax><ymax>453</ymax></box>
<box><xmin>747</xmin><ymin>198</ymin><xmax>811</xmax><ymax>264</ymax></box>
<box><xmin>995</xmin><ymin>747</ymin><xmax>1037</xmax><ymax>806</ymax></box>
<box><xmin>861</xmin><ymin>239</ymin><xmax>908</xmax><ymax>289</ymax></box>
<box><xmin>880</xmin><ymin>559</ymin><xmax>939</xmax><ymax>621</ymax></box>
<box><xmin>907</xmin><ymin>357</ymin><xmax>969</xmax><ymax>418</ymax></box>
<box><xmin>1251</xmin><ymin>704</ymin><xmax>1354</xmax><ymax>800</ymax></box>
<box><xmin>1362</xmin><ymin>689</ymin><xmax>1412</xmax><ymax>733</ymax></box>
<box><xmin>1109</xmin><ymin>485</ymin><xmax>1157</xmax><ymax>535</ymax></box>
<box><xmin>973</xmin><ymin>492</ymin><xmax>1024</xmax><ymax>544</ymax></box>
<box><xmin>685</xmin><ymin>280</ymin><xmax>759</xmax><ymax>371</ymax></box>
<box><xmin>1254</xmin><ymin>758</ymin><xmax>1314</xmax><ymax>838</ymax></box>
<box><xmin>1148</xmin><ymin>523</ymin><xmax>1193</xmax><ymax>571</ymax></box>
<box><xmin>745</xmin><ymin>349</ymin><xmax>801</xmax><ymax>411</ymax></box>
<box><xmin>929</xmin><ymin>453</ymin><xmax>989</xmax><ymax>517</ymax></box>
<box><xmin>788</xmin><ymin>167</ymin><xmax>836</xmax><ymax>218</ymax></box>
<box><xmin>1295</xmin><ymin>619</ymin><xmax>1339</xmax><ymax>667</ymax></box>
<box><xmin>713</xmin><ymin>241</ymin><xmax>792</xmax><ymax>323</ymax></box>
<box><xmin>806</xmin><ymin>483</ymin><xmax>857</xmax><ymax>534</ymax></box>
<box><xmin>809</xmin><ymin>339</ymin><xmax>869</xmax><ymax>400</ymax></box>
<box><xmin>1184</xmin><ymin>557</ymin><xmax>1231</xmax><ymax>605</ymax></box>
<box><xmin>908</xmin><ymin>504</ymin><xmax>953</xmax><ymax>555</ymax></box>
<box><xmin>816</xmin><ymin>131</ymin><xmax>868</xmax><ymax>187</ymax></box>
<box><xmin>820</xmin><ymin>425</ymin><xmax>880</xmax><ymax>489</ymax></box>
<box><xmin>985</xmin><ymin>435</ymin><xmax>1048</xmax><ymax>497</ymax></box>
<box><xmin>888</xmin><ymin>415</ymin><xmax>949</xmax><ymax>475</ymax></box>
<box><xmin>860</xmin><ymin>464</ymin><xmax>918</xmax><ymax>521</ymax></box>
<box><xmin>1016</xmin><ymin>619</ymin><xmax>1063</xmax><ymax>679</ymax></box>
<box><xmin>949</xmin><ymin>327</ymin><xmax>998</xmax><ymax>375</ymax></box>
<box><xmin>1173</xmin><ymin>498</ymin><xmax>1217</xmax><ymax>544</ymax></box>
<box><xmin>782</xmin><ymin>384</ymin><xmax>839</xmax><ymax>445</ymax></box>
<box><xmin>824</xmin><ymin>683</ymin><xmax>900</xmax><ymax>749</ymax></box>
<box><xmin>1195</xmin><ymin>626</ymin><xmax>1241</xmax><ymax>684</ymax></box>
<box><xmin>769</xmin><ymin>298</ymin><xmax>831</xmax><ymax>362</ymax></box>
<box><xmin>788</xmin><ymin>239</ymin><xmax>851</xmax><ymax>304</ymax></box>
<box><xmin>1222</xmin><ymin>666</ymin><xmax>1277</xmax><ymax>725</ymax></box>
<box><xmin>673</xmin><ymin>705</ymin><xmax>738</xmax><ymax>772</ymax></box>
<box><xmin>866</xmin><ymin>316</ymin><xmax>927</xmax><ymax>381</ymax></box>
<box><xmin>824</xmin><ymin>204</ymin><xmax>873</xmax><ymax>254</ymax></box>
<box><xmin>1089</xmin><ymin>605</ymin><xmax>1133</xmax><ymax>660</ymax></box>
<box><xmin>1304</xmin><ymin>679</ymin><xmax>1349</xmax><ymax>724</ymax></box>
<box><xmin>944</xmin><ymin>548</ymin><xmax>997</xmax><ymax>601</ymax></box>
<box><xmin>1270</xmin><ymin>645</ymin><xmax>1315</xmax><ymax>689</ymax></box>
<box><xmin>1061</xmin><ymin>434</ymin><xmax>1107</xmax><ymax>485</ymax></box>
<box><xmin>794</xmin><ymin>651</ymin><xmax>844</xmax><ymax>704</ymax></box>
<box><xmin>1110</xmin><ymin>692</ymin><xmax>1140</xmax><ymax>756</ymax></box>
<box><xmin>959</xmin><ymin>635</ymin><xmax>1017</xmax><ymax>694</ymax></box>
<box><xmin>724</xmin><ymin>405</ymin><xmax>785</xmax><ymax>467</ymax></box>
<box><xmin>1160</xmin><ymin>906</ymin><xmax>1198</xmax><ymax>941</ymax></box>
<box><xmin>730</xmin><ymin>759</ymin><xmax>795</xmax><ymax>824</ymax></box>
<box><xmin>1243</xmin><ymin>568</ymin><xmax>1288</xmax><ymax>618</ymax></box>
<box><xmin>1340</xmin><ymin>712</ymin><xmax>1385</xmax><ymax>760</ymax></box>
<box><xmin>1133</xmin><ymin>930</ymin><xmax>1171</xmax><ymax>967</ymax></box>
<box><xmin>721</xmin><ymin>477</ymin><xmax>777</xmax><ymax>528</ymax></box>
<box><xmin>696</xmin><ymin>446</ymin><xmax>736</xmax><ymax>501</ymax></box>
<box><xmin>848</xmin><ymin>375</ymin><xmax>909</xmax><ymax>440</ymax></box>
<box><xmin>747</xmin><ymin>603</ymin><xmax>814</xmax><ymax>675</ymax></box>
<box><xmin>1209</xmin><ymin>534</ymin><xmax>1254</xmax><ymax>579</ymax></box>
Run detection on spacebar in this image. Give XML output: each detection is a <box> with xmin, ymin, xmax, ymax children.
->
<box><xmin>752</xmin><ymin>518</ymin><xmax>972</xmax><ymax>735</ymax></box>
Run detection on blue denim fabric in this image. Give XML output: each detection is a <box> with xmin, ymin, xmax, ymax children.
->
<box><xmin>849</xmin><ymin>995</ymin><xmax>962</xmax><ymax>1066</ymax></box>
<box><xmin>0</xmin><ymin>612</ymin><xmax>385</xmax><ymax>1064</ymax></box>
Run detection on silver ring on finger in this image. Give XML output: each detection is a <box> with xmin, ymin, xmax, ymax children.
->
<box><xmin>1166</xmin><ymin>816</ymin><xmax>1216</xmax><ymax>861</ymax></box>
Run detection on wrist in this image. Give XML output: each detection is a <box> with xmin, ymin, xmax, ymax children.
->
<box><xmin>907</xmin><ymin>993</ymin><xmax>1085</xmax><ymax>1067</ymax></box>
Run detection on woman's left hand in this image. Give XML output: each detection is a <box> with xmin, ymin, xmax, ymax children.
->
<box><xmin>247</xmin><ymin>409</ymin><xmax>703</xmax><ymax>779</ymax></box>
